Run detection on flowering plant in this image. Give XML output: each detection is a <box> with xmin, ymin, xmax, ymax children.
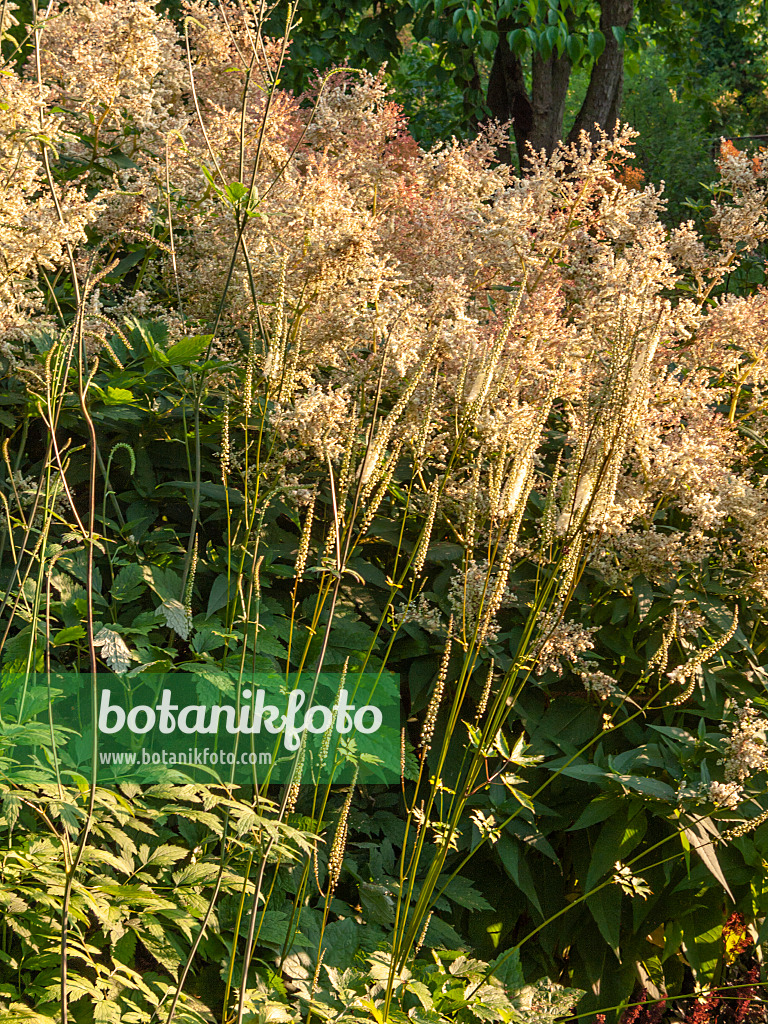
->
<box><xmin>1</xmin><ymin>3</ymin><xmax>768</xmax><ymax>1023</ymax></box>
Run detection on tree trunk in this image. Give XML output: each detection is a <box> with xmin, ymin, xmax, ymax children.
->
<box><xmin>567</xmin><ymin>0</ymin><xmax>633</xmax><ymax>146</ymax></box>
<box><xmin>528</xmin><ymin>50</ymin><xmax>572</xmax><ymax>157</ymax></box>
<box><xmin>485</xmin><ymin>0</ymin><xmax>633</xmax><ymax>169</ymax></box>
<box><xmin>486</xmin><ymin>18</ymin><xmax>533</xmax><ymax>165</ymax></box>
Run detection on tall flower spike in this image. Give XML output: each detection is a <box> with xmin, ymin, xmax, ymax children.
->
<box><xmin>671</xmin><ymin>607</ymin><xmax>738</xmax><ymax>682</ymax></box>
<box><xmin>413</xmin><ymin>369</ymin><xmax>438</xmax><ymax>469</ymax></box>
<box><xmin>419</xmin><ymin>618</ymin><xmax>453</xmax><ymax>755</ymax></box>
<box><xmin>327</xmin><ymin>764</ymin><xmax>358</xmax><ymax>894</ymax></box>
<box><xmin>184</xmin><ymin>533</ymin><xmax>198</xmax><ymax>617</ymax></box>
<box><xmin>285</xmin><ymin>735</ymin><xmax>307</xmax><ymax>814</ymax></box>
<box><xmin>649</xmin><ymin>609</ymin><xmax>677</xmax><ymax>675</ymax></box>
<box><xmin>465</xmin><ymin>277</ymin><xmax>527</xmax><ymax>417</ymax></box>
<box><xmin>280</xmin><ymin>316</ymin><xmax>302</xmax><ymax>403</ymax></box>
<box><xmin>272</xmin><ymin>254</ymin><xmax>287</xmax><ymax>347</ymax></box>
<box><xmin>414</xmin><ymin>912</ymin><xmax>433</xmax><ymax>957</ymax></box>
<box><xmin>475</xmin><ymin>660</ymin><xmax>494</xmax><ymax>724</ymax></box>
<box><xmin>498</xmin><ymin>364</ymin><xmax>564</xmax><ymax>523</ymax></box>
<box><xmin>321</xmin><ymin>659</ymin><xmax>349</xmax><ymax>768</ymax></box>
<box><xmin>541</xmin><ymin>449</ymin><xmax>564</xmax><ymax>552</ymax></box>
<box><xmin>487</xmin><ymin>424</ymin><xmax>513</xmax><ymax>524</ymax></box>
<box><xmin>723</xmin><ymin>807</ymin><xmax>768</xmax><ymax>842</ymax></box>
<box><xmin>477</xmin><ymin>533</ymin><xmax>518</xmax><ymax>647</ymax></box>
<box><xmin>359</xmin><ymin>335</ymin><xmax>439</xmax><ymax>488</ymax></box>
<box><xmin>243</xmin><ymin>332</ymin><xmax>255</xmax><ymax>409</ymax></box>
<box><xmin>358</xmin><ymin>442</ymin><xmax>403</xmax><ymax>536</ymax></box>
<box><xmin>321</xmin><ymin>404</ymin><xmax>357</xmax><ymax>568</ymax></box>
<box><xmin>220</xmin><ymin>399</ymin><xmax>231</xmax><ymax>477</ymax></box>
<box><xmin>412</xmin><ymin>477</ymin><xmax>439</xmax><ymax>578</ymax></box>
<box><xmin>669</xmin><ymin>674</ymin><xmax>697</xmax><ymax>707</ymax></box>
<box><xmin>264</xmin><ymin>256</ymin><xmax>288</xmax><ymax>385</ymax></box>
<box><xmin>464</xmin><ymin>453</ymin><xmax>483</xmax><ymax>553</ymax></box>
<box><xmin>295</xmin><ymin>492</ymin><xmax>316</xmax><ymax>579</ymax></box>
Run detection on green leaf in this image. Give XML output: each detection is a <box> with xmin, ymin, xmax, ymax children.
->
<box><xmin>497</xmin><ymin>834</ymin><xmax>543</xmax><ymax>918</ymax></box>
<box><xmin>508</xmin><ymin>28</ymin><xmax>528</xmax><ymax>55</ymax></box>
<box><xmin>633</xmin><ymin>578</ymin><xmax>655</xmax><ymax>622</ymax></box>
<box><xmin>682</xmin><ymin>911</ymin><xmax>725</xmax><ymax>982</ymax></box>
<box><xmin>437</xmin><ymin>874</ymin><xmax>494</xmax><ymax>912</ymax></box>
<box><xmin>479</xmin><ymin>28</ymin><xmax>496</xmax><ymax>54</ymax></box>
<box><xmin>1</xmin><ymin>794</ymin><xmax>21</xmax><ymax>828</ymax></box>
<box><xmin>488</xmin><ymin>946</ymin><xmax>524</xmax><ymax>993</ymax></box>
<box><xmin>584</xmin><ymin>808</ymin><xmax>647</xmax><ymax>893</ymax></box>
<box><xmin>104</xmin><ymin>387</ymin><xmax>136</xmax><ymax>405</ymax></box>
<box><xmin>111</xmin><ymin>563</ymin><xmax>146</xmax><ymax>603</ymax></box>
<box><xmin>611</xmin><ymin>774</ymin><xmax>676</xmax><ymax>801</ymax></box>
<box><xmin>679</xmin><ymin>813</ymin><xmax>734</xmax><ymax>901</ymax></box>
<box><xmin>359</xmin><ymin>883</ymin><xmax>395</xmax><ymax>925</ymax></box>
<box><xmin>137</xmin><ymin>927</ymin><xmax>184</xmax><ymax>978</ymax></box>
<box><xmin>173</xmin><ymin>861</ymin><xmax>221</xmax><ymax>886</ymax></box>
<box><xmin>107</xmin><ymin>248</ymin><xmax>147</xmax><ymax>279</ymax></box>
<box><xmin>165</xmin><ymin>335</ymin><xmax>213</xmax><ymax>365</ymax></box>
<box><xmin>183</xmin><ymin>663</ymin><xmax>237</xmax><ymax>700</ymax></box>
<box><xmin>206</xmin><ymin>574</ymin><xmax>232</xmax><ymax>618</ymax></box>
<box><xmin>52</xmin><ymin>626</ymin><xmax>86</xmax><ymax>647</ymax></box>
<box><xmin>587</xmin><ymin>884</ymin><xmax>622</xmax><ymax>958</ymax></box>
<box><xmin>568</xmin><ymin>794</ymin><xmax>625</xmax><ymax>831</ymax></box>
<box><xmin>94</xmin><ymin>1000</ymin><xmax>122</xmax><ymax>1024</ymax></box>
<box><xmin>566</xmin><ymin>33</ymin><xmax>584</xmax><ymax>62</ymax></box>
<box><xmin>145</xmin><ymin>843</ymin><xmax>188</xmax><ymax>868</ymax></box>
<box><xmin>145</xmin><ymin>565</ymin><xmax>182</xmax><ymax>603</ymax></box>
<box><xmin>226</xmin><ymin>181</ymin><xmax>249</xmax><ymax>202</ymax></box>
<box><xmin>321</xmin><ymin>917</ymin><xmax>361</xmax><ymax>967</ymax></box>
<box><xmin>408</xmin><ymin>981</ymin><xmax>434</xmax><ymax>1010</ymax></box>
<box><xmin>425</xmin><ymin>542</ymin><xmax>465</xmax><ymax>563</ymax></box>
<box><xmin>587</xmin><ymin>29</ymin><xmax>605</xmax><ymax>59</ymax></box>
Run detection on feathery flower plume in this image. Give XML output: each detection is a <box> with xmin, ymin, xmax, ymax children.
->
<box><xmin>668</xmin><ymin>608</ymin><xmax>737</xmax><ymax>704</ymax></box>
<box><xmin>413</xmin><ymin>912</ymin><xmax>433</xmax><ymax>957</ymax></box>
<box><xmin>541</xmin><ymin>449</ymin><xmax>563</xmax><ymax>552</ymax></box>
<box><xmin>413</xmin><ymin>369</ymin><xmax>438</xmax><ymax>468</ymax></box>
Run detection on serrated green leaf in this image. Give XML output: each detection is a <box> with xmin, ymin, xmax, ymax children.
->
<box><xmin>52</xmin><ymin>625</ymin><xmax>86</xmax><ymax>646</ymax></box>
<box><xmin>166</xmin><ymin>335</ymin><xmax>212</xmax><ymax>365</ymax></box>
<box><xmin>111</xmin><ymin>564</ymin><xmax>146</xmax><ymax>603</ymax></box>
<box><xmin>437</xmin><ymin>874</ymin><xmax>494</xmax><ymax>912</ymax></box>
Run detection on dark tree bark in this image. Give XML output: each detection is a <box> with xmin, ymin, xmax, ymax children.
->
<box><xmin>485</xmin><ymin>0</ymin><xmax>634</xmax><ymax>170</ymax></box>
<box><xmin>567</xmin><ymin>0</ymin><xmax>634</xmax><ymax>146</ymax></box>
<box><xmin>486</xmin><ymin>18</ymin><xmax>533</xmax><ymax>164</ymax></box>
<box><xmin>529</xmin><ymin>49</ymin><xmax>572</xmax><ymax>156</ymax></box>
